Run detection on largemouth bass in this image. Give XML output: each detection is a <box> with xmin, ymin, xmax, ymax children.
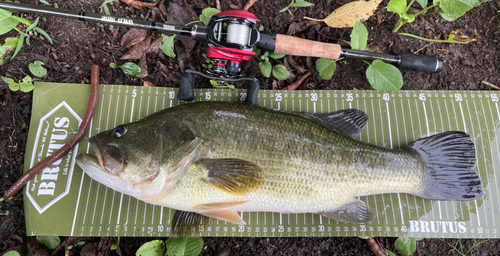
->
<box><xmin>76</xmin><ymin>101</ymin><xmax>483</xmax><ymax>235</ymax></box>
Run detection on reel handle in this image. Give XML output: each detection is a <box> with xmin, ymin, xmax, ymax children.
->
<box><xmin>178</xmin><ymin>72</ymin><xmax>195</xmax><ymax>101</ymax></box>
<box><xmin>245</xmin><ymin>80</ymin><xmax>259</xmax><ymax>105</ymax></box>
<box><xmin>398</xmin><ymin>53</ymin><xmax>443</xmax><ymax>73</ymax></box>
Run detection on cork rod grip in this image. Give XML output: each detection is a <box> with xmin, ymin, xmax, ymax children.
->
<box><xmin>274</xmin><ymin>34</ymin><xmax>341</xmax><ymax>59</ymax></box>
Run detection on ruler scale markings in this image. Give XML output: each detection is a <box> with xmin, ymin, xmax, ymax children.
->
<box><xmin>464</xmin><ymin>100</ymin><xmax>483</xmax><ymax>227</ymax></box>
<box><xmin>459</xmin><ymin>100</ymin><xmax>481</xmax><ymax>226</ymax></box>
<box><xmin>407</xmin><ymin>99</ymin><xmax>424</xmax><ymax>220</ymax></box>
<box><xmin>91</xmin><ymin>92</ymin><xmax>107</xmax><ymax>227</ymax></box>
<box><xmin>365</xmin><ymin>98</ymin><xmax>380</xmax><ymax>224</ymax></box>
<box><xmin>434</xmin><ymin>100</ymin><xmax>452</xmax><ymax>222</ymax></box>
<box><xmin>386</xmin><ymin>100</ymin><xmax>404</xmax><ymax>226</ymax></box>
<box><xmin>398</xmin><ymin>98</ymin><xmax>413</xmax><ymax>221</ymax></box>
<box><xmin>425</xmin><ymin>101</ymin><xmax>443</xmax><ymax>220</ymax></box>
<box><xmin>79</xmin><ymin>118</ymin><xmax>93</xmax><ymax>226</ymax></box>
<box><xmin>371</xmin><ymin>99</ymin><xmax>387</xmax><ymax>225</ymax></box>
<box><xmin>476</xmin><ymin>99</ymin><xmax>495</xmax><ymax>227</ymax></box>
<box><xmin>487</xmin><ymin>99</ymin><xmax>500</xmax><ymax>231</ymax></box>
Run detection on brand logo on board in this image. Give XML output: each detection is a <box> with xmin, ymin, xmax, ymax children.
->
<box><xmin>408</xmin><ymin>220</ymin><xmax>467</xmax><ymax>233</ymax></box>
<box><xmin>27</xmin><ymin>102</ymin><xmax>81</xmax><ymax>214</ymax></box>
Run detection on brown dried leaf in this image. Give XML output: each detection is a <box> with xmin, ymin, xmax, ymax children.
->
<box><xmin>272</xmin><ymin>80</ymin><xmax>280</xmax><ymax>90</ymax></box>
<box><xmin>243</xmin><ymin>0</ymin><xmax>258</xmax><ymax>11</ymax></box>
<box><xmin>147</xmin><ymin>35</ymin><xmax>163</xmax><ymax>55</ymax></box>
<box><xmin>121</xmin><ymin>35</ymin><xmax>152</xmax><ymax>60</ymax></box>
<box><xmin>282</xmin><ymin>71</ymin><xmax>312</xmax><ymax>90</ymax></box>
<box><xmin>120</xmin><ymin>0</ymin><xmax>157</xmax><ymax>9</ymax></box>
<box><xmin>366</xmin><ymin>237</ymin><xmax>388</xmax><ymax>256</ymax></box>
<box><xmin>143</xmin><ymin>81</ymin><xmax>154</xmax><ymax>86</ymax></box>
<box><xmin>304</xmin><ymin>0</ymin><xmax>383</xmax><ymax>28</ymax></box>
<box><xmin>156</xmin><ymin>61</ymin><xmax>170</xmax><ymax>79</ymax></box>
<box><xmin>137</xmin><ymin>54</ymin><xmax>148</xmax><ymax>78</ymax></box>
<box><xmin>167</xmin><ymin>3</ymin><xmax>197</xmax><ymax>51</ymax></box>
<box><xmin>121</xmin><ymin>28</ymin><xmax>148</xmax><ymax>49</ymax></box>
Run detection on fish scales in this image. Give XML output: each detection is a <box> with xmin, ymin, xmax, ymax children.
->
<box><xmin>158</xmin><ymin>102</ymin><xmax>424</xmax><ymax>213</ymax></box>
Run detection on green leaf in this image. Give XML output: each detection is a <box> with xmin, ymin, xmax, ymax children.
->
<box><xmin>366</xmin><ymin>60</ymin><xmax>403</xmax><ymax>90</ymax></box>
<box><xmin>384</xmin><ymin>249</ymin><xmax>396</xmax><ymax>256</ymax></box>
<box><xmin>110</xmin><ymin>62</ymin><xmax>117</xmax><ymax>68</ymax></box>
<box><xmin>40</xmin><ymin>0</ymin><xmax>52</xmax><ymax>5</ymax></box>
<box><xmin>4</xmin><ymin>37</ymin><xmax>19</xmax><ymax>48</ymax></box>
<box><xmin>9</xmin><ymin>16</ymin><xmax>31</xmax><ymax>26</ymax></box>
<box><xmin>272</xmin><ymin>64</ymin><xmax>290</xmax><ymax>80</ymax></box>
<box><xmin>25</xmin><ymin>17</ymin><xmax>40</xmax><ymax>33</ymax></box>
<box><xmin>136</xmin><ymin>240</ymin><xmax>165</xmax><ymax>256</ymax></box>
<box><xmin>29</xmin><ymin>61</ymin><xmax>47</xmax><ymax>77</ymax></box>
<box><xmin>100</xmin><ymin>0</ymin><xmax>115</xmax><ymax>7</ymax></box>
<box><xmin>2</xmin><ymin>251</ymin><xmax>21</xmax><ymax>256</ymax></box>
<box><xmin>0</xmin><ymin>37</ymin><xmax>19</xmax><ymax>65</ymax></box>
<box><xmin>269</xmin><ymin>53</ymin><xmax>286</xmax><ymax>59</ymax></box>
<box><xmin>159</xmin><ymin>34</ymin><xmax>176</xmax><ymax>58</ymax></box>
<box><xmin>438</xmin><ymin>0</ymin><xmax>480</xmax><ymax>20</ymax></box>
<box><xmin>279</xmin><ymin>6</ymin><xmax>290</xmax><ymax>13</ymax></box>
<box><xmin>350</xmin><ymin>22</ymin><xmax>368</xmax><ymax>51</ymax></box>
<box><xmin>36</xmin><ymin>236</ymin><xmax>61</xmax><ymax>250</ymax></box>
<box><xmin>394</xmin><ymin>237</ymin><xmax>418</xmax><ymax>256</ymax></box>
<box><xmin>210</xmin><ymin>79</ymin><xmax>219</xmax><ymax>86</ymax></box>
<box><xmin>259</xmin><ymin>61</ymin><xmax>272</xmax><ymax>78</ymax></box>
<box><xmin>119</xmin><ymin>62</ymin><xmax>142</xmax><ymax>75</ymax></box>
<box><xmin>200</xmin><ymin>8</ymin><xmax>220</xmax><ymax>26</ymax></box>
<box><xmin>387</xmin><ymin>0</ymin><xmax>407</xmax><ymax>16</ymax></box>
<box><xmin>11</xmin><ymin>33</ymin><xmax>24</xmax><ymax>59</ymax></box>
<box><xmin>0</xmin><ymin>9</ymin><xmax>13</xmax><ymax>21</ymax></box>
<box><xmin>316</xmin><ymin>58</ymin><xmax>336</xmax><ymax>80</ymax></box>
<box><xmin>34</xmin><ymin>27</ymin><xmax>54</xmax><ymax>44</ymax></box>
<box><xmin>3</xmin><ymin>76</ymin><xmax>19</xmax><ymax>91</ymax></box>
<box><xmin>402</xmin><ymin>13</ymin><xmax>416</xmax><ymax>23</ymax></box>
<box><xmin>0</xmin><ymin>17</ymin><xmax>19</xmax><ymax>35</ymax></box>
<box><xmin>258</xmin><ymin>24</ymin><xmax>264</xmax><ymax>31</ymax></box>
<box><xmin>291</xmin><ymin>2</ymin><xmax>314</xmax><ymax>7</ymax></box>
<box><xmin>166</xmin><ymin>237</ymin><xmax>203</xmax><ymax>256</ymax></box>
<box><xmin>416</xmin><ymin>0</ymin><xmax>428</xmax><ymax>8</ymax></box>
<box><xmin>19</xmin><ymin>82</ymin><xmax>33</xmax><ymax>92</ymax></box>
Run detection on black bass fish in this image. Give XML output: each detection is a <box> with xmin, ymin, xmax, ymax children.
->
<box><xmin>76</xmin><ymin>101</ymin><xmax>483</xmax><ymax>234</ymax></box>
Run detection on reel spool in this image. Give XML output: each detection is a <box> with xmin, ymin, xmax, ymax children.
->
<box><xmin>178</xmin><ymin>10</ymin><xmax>262</xmax><ymax>103</ymax></box>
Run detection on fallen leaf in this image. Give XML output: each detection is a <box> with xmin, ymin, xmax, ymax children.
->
<box><xmin>167</xmin><ymin>2</ymin><xmax>197</xmax><ymax>51</ymax></box>
<box><xmin>272</xmin><ymin>80</ymin><xmax>280</xmax><ymax>90</ymax></box>
<box><xmin>156</xmin><ymin>60</ymin><xmax>170</xmax><ymax>79</ymax></box>
<box><xmin>137</xmin><ymin>53</ymin><xmax>148</xmax><ymax>78</ymax></box>
<box><xmin>121</xmin><ymin>35</ymin><xmax>152</xmax><ymax>60</ymax></box>
<box><xmin>243</xmin><ymin>0</ymin><xmax>258</xmax><ymax>11</ymax></box>
<box><xmin>120</xmin><ymin>0</ymin><xmax>156</xmax><ymax>9</ymax></box>
<box><xmin>366</xmin><ymin>237</ymin><xmax>388</xmax><ymax>256</ymax></box>
<box><xmin>282</xmin><ymin>71</ymin><xmax>312</xmax><ymax>90</ymax></box>
<box><xmin>120</xmin><ymin>28</ymin><xmax>148</xmax><ymax>49</ymax></box>
<box><xmin>143</xmin><ymin>81</ymin><xmax>154</xmax><ymax>86</ymax></box>
<box><xmin>304</xmin><ymin>0</ymin><xmax>383</xmax><ymax>28</ymax></box>
<box><xmin>147</xmin><ymin>35</ymin><xmax>163</xmax><ymax>55</ymax></box>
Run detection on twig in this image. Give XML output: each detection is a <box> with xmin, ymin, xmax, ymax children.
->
<box><xmin>366</xmin><ymin>237</ymin><xmax>388</xmax><ymax>256</ymax></box>
<box><xmin>216</xmin><ymin>0</ymin><xmax>221</xmax><ymax>10</ymax></box>
<box><xmin>482</xmin><ymin>81</ymin><xmax>500</xmax><ymax>90</ymax></box>
<box><xmin>243</xmin><ymin>0</ymin><xmax>258</xmax><ymax>11</ymax></box>
<box><xmin>2</xmin><ymin>65</ymin><xmax>100</xmax><ymax>199</ymax></box>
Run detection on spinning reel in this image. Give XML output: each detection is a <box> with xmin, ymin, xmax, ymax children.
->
<box><xmin>0</xmin><ymin>2</ymin><xmax>444</xmax><ymax>105</ymax></box>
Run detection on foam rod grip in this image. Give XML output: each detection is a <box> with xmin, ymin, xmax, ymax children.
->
<box><xmin>398</xmin><ymin>53</ymin><xmax>443</xmax><ymax>73</ymax></box>
<box><xmin>274</xmin><ymin>34</ymin><xmax>341</xmax><ymax>59</ymax></box>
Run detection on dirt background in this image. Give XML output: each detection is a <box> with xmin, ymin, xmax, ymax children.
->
<box><xmin>1</xmin><ymin>0</ymin><xmax>500</xmax><ymax>255</ymax></box>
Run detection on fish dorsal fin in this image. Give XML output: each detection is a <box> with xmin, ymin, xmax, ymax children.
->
<box><xmin>297</xmin><ymin>109</ymin><xmax>368</xmax><ymax>138</ymax></box>
<box><xmin>171</xmin><ymin>210</ymin><xmax>211</xmax><ymax>237</ymax></box>
<box><xmin>198</xmin><ymin>159</ymin><xmax>263</xmax><ymax>195</ymax></box>
<box><xmin>319</xmin><ymin>198</ymin><xmax>376</xmax><ymax>223</ymax></box>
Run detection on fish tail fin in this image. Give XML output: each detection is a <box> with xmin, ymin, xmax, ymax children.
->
<box><xmin>408</xmin><ymin>131</ymin><xmax>483</xmax><ymax>201</ymax></box>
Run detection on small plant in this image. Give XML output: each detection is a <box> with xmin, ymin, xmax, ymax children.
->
<box><xmin>36</xmin><ymin>236</ymin><xmax>61</xmax><ymax>250</ymax></box>
<box><xmin>135</xmin><ymin>237</ymin><xmax>204</xmax><ymax>256</ymax></box>
<box><xmin>0</xmin><ymin>9</ymin><xmax>53</xmax><ymax>59</ymax></box>
<box><xmin>199</xmin><ymin>8</ymin><xmax>220</xmax><ymax>26</ymax></box>
<box><xmin>388</xmin><ymin>0</ymin><xmax>489</xmax><ymax>32</ymax></box>
<box><xmin>257</xmin><ymin>50</ymin><xmax>290</xmax><ymax>80</ymax></box>
<box><xmin>29</xmin><ymin>60</ymin><xmax>47</xmax><ymax>77</ymax></box>
<box><xmin>0</xmin><ymin>37</ymin><xmax>19</xmax><ymax>65</ymax></box>
<box><xmin>100</xmin><ymin>0</ymin><xmax>115</xmax><ymax>31</ymax></box>
<box><xmin>110</xmin><ymin>226</ymin><xmax>120</xmax><ymax>250</ymax></box>
<box><xmin>67</xmin><ymin>241</ymin><xmax>85</xmax><ymax>250</ymax></box>
<box><xmin>201</xmin><ymin>53</ymin><xmax>214</xmax><ymax>70</ymax></box>
<box><xmin>280</xmin><ymin>0</ymin><xmax>314</xmax><ymax>15</ymax></box>
<box><xmin>399</xmin><ymin>30</ymin><xmax>476</xmax><ymax>44</ymax></box>
<box><xmin>110</xmin><ymin>62</ymin><xmax>142</xmax><ymax>75</ymax></box>
<box><xmin>316</xmin><ymin>22</ymin><xmax>402</xmax><ymax>90</ymax></box>
<box><xmin>210</xmin><ymin>79</ymin><xmax>235</xmax><ymax>89</ymax></box>
<box><xmin>440</xmin><ymin>238</ymin><xmax>490</xmax><ymax>256</ymax></box>
<box><xmin>2</xmin><ymin>251</ymin><xmax>21</xmax><ymax>256</ymax></box>
<box><xmin>3</xmin><ymin>75</ymin><xmax>34</xmax><ymax>92</ymax></box>
<box><xmin>0</xmin><ymin>210</ymin><xmax>9</xmax><ymax>215</ymax></box>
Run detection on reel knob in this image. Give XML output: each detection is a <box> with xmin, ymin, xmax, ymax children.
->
<box><xmin>178</xmin><ymin>71</ymin><xmax>195</xmax><ymax>101</ymax></box>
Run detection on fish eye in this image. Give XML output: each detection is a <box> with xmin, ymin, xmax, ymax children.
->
<box><xmin>113</xmin><ymin>126</ymin><xmax>127</xmax><ymax>138</ymax></box>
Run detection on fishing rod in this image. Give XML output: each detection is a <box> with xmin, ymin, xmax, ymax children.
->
<box><xmin>0</xmin><ymin>1</ymin><xmax>442</xmax><ymax>104</ymax></box>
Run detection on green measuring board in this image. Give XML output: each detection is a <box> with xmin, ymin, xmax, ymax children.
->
<box><xmin>24</xmin><ymin>82</ymin><xmax>500</xmax><ymax>238</ymax></box>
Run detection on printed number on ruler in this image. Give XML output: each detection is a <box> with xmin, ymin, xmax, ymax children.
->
<box><xmin>346</xmin><ymin>93</ymin><xmax>353</xmax><ymax>102</ymax></box>
<box><xmin>132</xmin><ymin>89</ymin><xmax>137</xmax><ymax>98</ymax></box>
<box><xmin>491</xmin><ymin>94</ymin><xmax>498</xmax><ymax>102</ymax></box>
<box><xmin>240</xmin><ymin>92</ymin><xmax>247</xmax><ymax>101</ymax></box>
<box><xmin>455</xmin><ymin>93</ymin><xmax>462</xmax><ymax>102</ymax></box>
<box><xmin>383</xmin><ymin>93</ymin><xmax>390</xmax><ymax>101</ymax></box>
<box><xmin>205</xmin><ymin>92</ymin><xmax>211</xmax><ymax>100</ymax></box>
<box><xmin>168</xmin><ymin>91</ymin><xmax>175</xmax><ymax>99</ymax></box>
<box><xmin>310</xmin><ymin>93</ymin><xmax>317</xmax><ymax>102</ymax></box>
<box><xmin>419</xmin><ymin>93</ymin><xmax>426</xmax><ymax>101</ymax></box>
<box><xmin>275</xmin><ymin>93</ymin><xmax>282</xmax><ymax>101</ymax></box>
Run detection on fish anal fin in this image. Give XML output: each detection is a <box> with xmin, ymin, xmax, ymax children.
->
<box><xmin>171</xmin><ymin>210</ymin><xmax>210</xmax><ymax>237</ymax></box>
<box><xmin>199</xmin><ymin>158</ymin><xmax>263</xmax><ymax>195</ymax></box>
<box><xmin>194</xmin><ymin>201</ymin><xmax>248</xmax><ymax>210</ymax></box>
<box><xmin>201</xmin><ymin>209</ymin><xmax>246</xmax><ymax>225</ymax></box>
<box><xmin>319</xmin><ymin>199</ymin><xmax>376</xmax><ymax>223</ymax></box>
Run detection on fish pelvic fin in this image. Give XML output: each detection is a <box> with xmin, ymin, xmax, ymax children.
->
<box><xmin>171</xmin><ymin>210</ymin><xmax>211</xmax><ymax>237</ymax></box>
<box><xmin>200</xmin><ymin>209</ymin><xmax>246</xmax><ymax>225</ymax></box>
<box><xmin>319</xmin><ymin>198</ymin><xmax>376</xmax><ymax>223</ymax></box>
<box><xmin>297</xmin><ymin>109</ymin><xmax>368</xmax><ymax>138</ymax></box>
<box><xmin>408</xmin><ymin>131</ymin><xmax>483</xmax><ymax>201</ymax></box>
<box><xmin>198</xmin><ymin>158</ymin><xmax>263</xmax><ymax>195</ymax></box>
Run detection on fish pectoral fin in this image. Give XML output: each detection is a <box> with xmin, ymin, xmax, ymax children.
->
<box><xmin>319</xmin><ymin>199</ymin><xmax>376</xmax><ymax>223</ymax></box>
<box><xmin>171</xmin><ymin>210</ymin><xmax>211</xmax><ymax>237</ymax></box>
<box><xmin>194</xmin><ymin>201</ymin><xmax>248</xmax><ymax>210</ymax></box>
<box><xmin>297</xmin><ymin>109</ymin><xmax>368</xmax><ymax>138</ymax></box>
<box><xmin>198</xmin><ymin>158</ymin><xmax>263</xmax><ymax>195</ymax></box>
<box><xmin>201</xmin><ymin>209</ymin><xmax>246</xmax><ymax>225</ymax></box>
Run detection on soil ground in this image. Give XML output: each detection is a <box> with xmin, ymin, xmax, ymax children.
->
<box><xmin>1</xmin><ymin>0</ymin><xmax>500</xmax><ymax>255</ymax></box>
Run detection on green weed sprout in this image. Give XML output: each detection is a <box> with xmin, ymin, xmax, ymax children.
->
<box><xmin>280</xmin><ymin>0</ymin><xmax>314</xmax><ymax>15</ymax></box>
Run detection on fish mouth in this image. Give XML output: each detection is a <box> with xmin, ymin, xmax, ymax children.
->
<box><xmin>88</xmin><ymin>137</ymin><xmax>127</xmax><ymax>175</ymax></box>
